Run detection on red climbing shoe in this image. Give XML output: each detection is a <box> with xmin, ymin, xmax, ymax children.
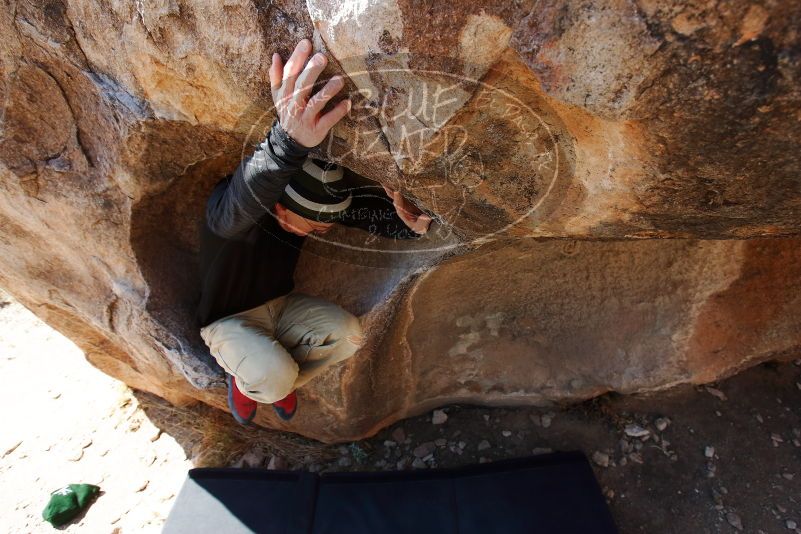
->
<box><xmin>272</xmin><ymin>391</ymin><xmax>298</xmax><ymax>421</ymax></box>
<box><xmin>227</xmin><ymin>374</ymin><xmax>257</xmax><ymax>426</ymax></box>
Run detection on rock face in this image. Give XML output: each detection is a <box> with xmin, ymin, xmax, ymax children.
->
<box><xmin>1</xmin><ymin>0</ymin><xmax>800</xmax><ymax>441</ymax></box>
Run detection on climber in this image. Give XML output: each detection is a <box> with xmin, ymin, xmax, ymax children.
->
<box><xmin>197</xmin><ymin>39</ymin><xmax>433</xmax><ymax>425</ymax></box>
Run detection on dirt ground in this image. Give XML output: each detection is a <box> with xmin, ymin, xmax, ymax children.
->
<box><xmin>1</xmin><ymin>290</ymin><xmax>800</xmax><ymax>533</ymax></box>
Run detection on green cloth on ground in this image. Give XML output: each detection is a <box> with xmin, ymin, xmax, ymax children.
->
<box><xmin>42</xmin><ymin>483</ymin><xmax>100</xmax><ymax>527</ymax></box>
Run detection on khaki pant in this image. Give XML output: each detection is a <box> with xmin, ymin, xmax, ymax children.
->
<box><xmin>200</xmin><ymin>293</ymin><xmax>364</xmax><ymax>403</ymax></box>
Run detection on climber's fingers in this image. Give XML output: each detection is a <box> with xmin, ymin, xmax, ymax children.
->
<box><xmin>393</xmin><ymin>191</ymin><xmax>410</xmax><ymax>217</ymax></box>
<box><xmin>293</xmin><ymin>53</ymin><xmax>328</xmax><ymax>109</ymax></box>
<box><xmin>278</xmin><ymin>39</ymin><xmax>312</xmax><ymax>107</ymax></box>
<box><xmin>382</xmin><ymin>184</ymin><xmax>395</xmax><ymax>198</ymax></box>
<box><xmin>392</xmin><ymin>191</ymin><xmax>420</xmax><ymax>216</ymax></box>
<box><xmin>268</xmin><ymin>39</ymin><xmax>348</xmax><ymax>146</ymax></box>
<box><xmin>269</xmin><ymin>53</ymin><xmax>283</xmax><ymax>104</ymax></box>
<box><xmin>304</xmin><ymin>75</ymin><xmax>344</xmax><ymax>120</ymax></box>
<box><xmin>414</xmin><ymin>213</ymin><xmax>433</xmax><ymax>234</ymax></box>
<box><xmin>392</xmin><ymin>192</ymin><xmax>431</xmax><ymax>234</ymax></box>
<box><xmin>316</xmin><ymin>98</ymin><xmax>351</xmax><ymax>135</ymax></box>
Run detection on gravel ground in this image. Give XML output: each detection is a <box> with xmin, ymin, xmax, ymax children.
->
<box><xmin>0</xmin><ymin>293</ymin><xmax>192</xmax><ymax>533</ymax></box>
<box><xmin>2</xmin><ymin>289</ymin><xmax>800</xmax><ymax>533</ymax></box>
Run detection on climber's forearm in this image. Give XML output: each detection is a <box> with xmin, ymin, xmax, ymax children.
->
<box><xmin>205</xmin><ymin>121</ymin><xmax>310</xmax><ymax>240</ymax></box>
<box><xmin>205</xmin><ymin>38</ymin><xmax>352</xmax><ymax>240</ymax></box>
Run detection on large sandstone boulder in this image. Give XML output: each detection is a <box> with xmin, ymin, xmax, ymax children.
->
<box><xmin>0</xmin><ymin>0</ymin><xmax>799</xmax><ymax>441</ymax></box>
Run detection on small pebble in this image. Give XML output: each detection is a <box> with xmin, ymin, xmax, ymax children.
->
<box><xmin>706</xmin><ymin>386</ymin><xmax>727</xmax><ymax>401</ymax></box>
<box><xmin>624</xmin><ymin>424</ymin><xmax>650</xmax><ymax>438</ymax></box>
<box><xmin>234</xmin><ymin>449</ymin><xmax>265</xmax><ymax>468</ymax></box>
<box><xmin>383</xmin><ymin>440</ymin><xmax>397</xmax><ymax>448</ymax></box>
<box><xmin>413</xmin><ymin>442</ymin><xmax>436</xmax><ymax>458</ymax></box>
<box><xmin>267</xmin><ymin>456</ymin><xmax>287</xmax><ymax>470</ymax></box>
<box><xmin>411</xmin><ymin>458</ymin><xmax>427</xmax><ymax>469</ymax></box>
<box><xmin>434</xmin><ymin>438</ymin><xmax>447</xmax><ymax>447</ymax></box>
<box><xmin>477</xmin><ymin>440</ymin><xmax>491</xmax><ymax>451</ymax></box>
<box><xmin>391</xmin><ymin>428</ymin><xmax>406</xmax><ymax>443</ymax></box>
<box><xmin>541</xmin><ymin>414</ymin><xmax>553</xmax><ymax>428</ymax></box>
<box><xmin>432</xmin><ymin>410</ymin><xmax>448</xmax><ymax>425</ymax></box>
<box><xmin>725</xmin><ymin>511</ymin><xmax>743</xmax><ymax>531</ymax></box>
<box><xmin>66</xmin><ymin>448</ymin><xmax>84</xmax><ymax>462</ymax></box>
<box><xmin>655</xmin><ymin>418</ymin><xmax>670</xmax><ymax>431</ymax></box>
<box><xmin>786</xmin><ymin>519</ymin><xmax>797</xmax><ymax>529</ymax></box>
<box><xmin>502</xmin><ymin>430</ymin><xmax>512</xmax><ymax>437</ymax></box>
<box><xmin>705</xmin><ymin>446</ymin><xmax>715</xmax><ymax>458</ymax></box>
<box><xmin>592</xmin><ymin>451</ymin><xmax>610</xmax><ymax>467</ymax></box>
<box><xmin>2</xmin><ymin>440</ymin><xmax>23</xmax><ymax>458</ymax></box>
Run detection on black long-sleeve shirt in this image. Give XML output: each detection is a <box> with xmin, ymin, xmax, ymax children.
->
<box><xmin>197</xmin><ymin>121</ymin><xmax>420</xmax><ymax>326</ymax></box>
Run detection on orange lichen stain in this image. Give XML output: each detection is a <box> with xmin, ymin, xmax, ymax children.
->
<box><xmin>684</xmin><ymin>239</ymin><xmax>801</xmax><ymax>383</ymax></box>
<box><xmin>734</xmin><ymin>5</ymin><xmax>769</xmax><ymax>47</ymax></box>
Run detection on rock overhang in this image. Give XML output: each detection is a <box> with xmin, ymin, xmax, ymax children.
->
<box><xmin>0</xmin><ymin>0</ymin><xmax>800</xmax><ymax>441</ymax></box>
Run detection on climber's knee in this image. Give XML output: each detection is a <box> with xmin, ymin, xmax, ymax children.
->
<box><xmin>239</xmin><ymin>357</ymin><xmax>298</xmax><ymax>404</ymax></box>
<box><xmin>347</xmin><ymin>333</ymin><xmax>365</xmax><ymax>347</ymax></box>
<box><xmin>200</xmin><ymin>315</ymin><xmax>299</xmax><ymax>403</ymax></box>
<box><xmin>339</xmin><ymin>312</ymin><xmax>365</xmax><ymax>348</ymax></box>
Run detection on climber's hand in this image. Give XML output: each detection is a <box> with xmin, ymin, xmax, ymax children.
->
<box><xmin>382</xmin><ymin>185</ymin><xmax>432</xmax><ymax>235</ymax></box>
<box><xmin>269</xmin><ymin>39</ymin><xmax>351</xmax><ymax>148</ymax></box>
